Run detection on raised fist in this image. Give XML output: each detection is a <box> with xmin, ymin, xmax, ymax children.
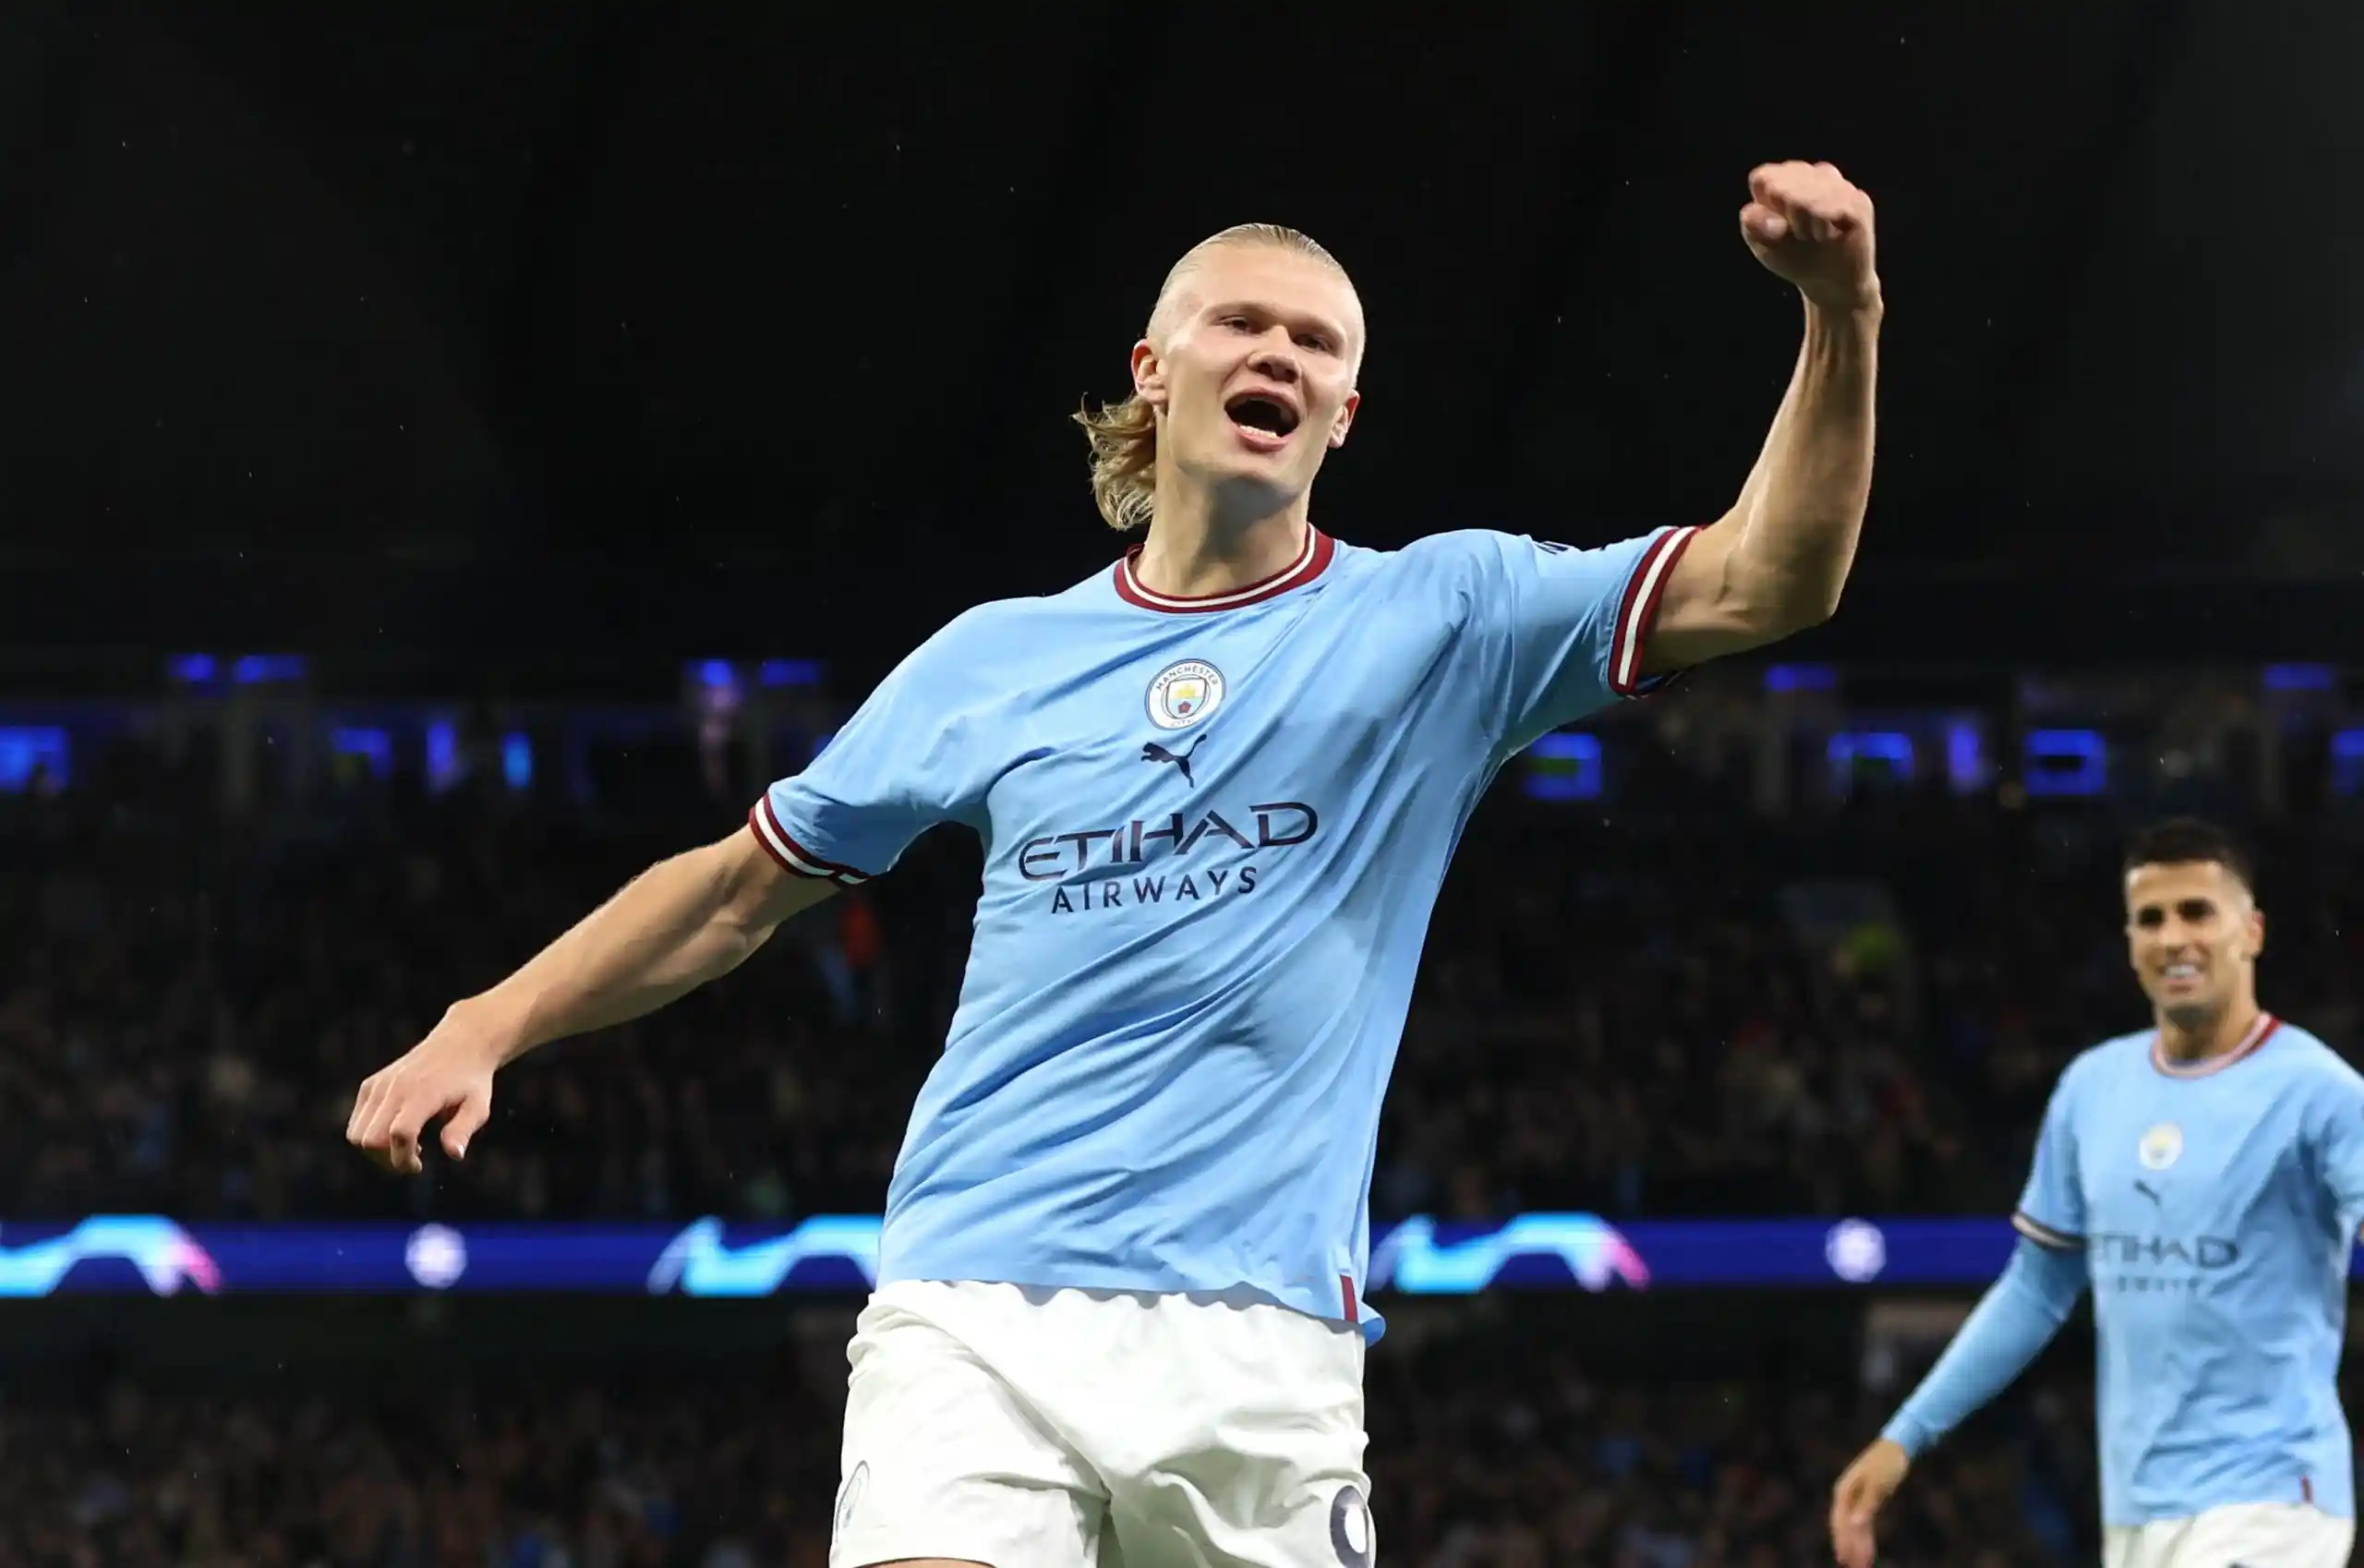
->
<box><xmin>1742</xmin><ymin>161</ymin><xmax>1879</xmax><ymax>312</ymax></box>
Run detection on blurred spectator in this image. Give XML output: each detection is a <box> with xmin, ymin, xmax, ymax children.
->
<box><xmin>0</xmin><ymin>1311</ymin><xmax>2136</xmax><ymax>1568</ymax></box>
<box><xmin>2</xmin><ymin>735</ymin><xmax>2357</xmax><ymax>1224</ymax></box>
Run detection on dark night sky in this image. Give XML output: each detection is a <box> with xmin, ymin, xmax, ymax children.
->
<box><xmin>2</xmin><ymin>2</ymin><xmax>2359</xmax><ymax>660</ymax></box>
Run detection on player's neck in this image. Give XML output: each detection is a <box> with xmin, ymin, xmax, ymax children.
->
<box><xmin>2154</xmin><ymin>997</ymin><xmax>2264</xmax><ymax>1064</ymax></box>
<box><xmin>1133</xmin><ymin>476</ymin><xmax>1312</xmax><ymax>600</ymax></box>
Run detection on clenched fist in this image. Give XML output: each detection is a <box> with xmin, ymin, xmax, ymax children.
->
<box><xmin>1742</xmin><ymin>161</ymin><xmax>1879</xmax><ymax>312</ymax></box>
<box><xmin>345</xmin><ymin>1007</ymin><xmax>504</xmax><ymax>1175</ymax></box>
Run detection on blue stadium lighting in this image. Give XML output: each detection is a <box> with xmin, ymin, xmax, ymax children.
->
<box><xmin>2331</xmin><ymin>730</ymin><xmax>2364</xmax><ymax>798</ymax></box>
<box><xmin>424</xmin><ymin>721</ymin><xmax>461</xmax><ymax>793</ymax></box>
<box><xmin>231</xmin><ymin>655</ymin><xmax>308</xmax><ymax>685</ymax></box>
<box><xmin>1522</xmin><ymin>731</ymin><xmax>1603</xmax><ymax>802</ymax></box>
<box><xmin>1827</xmin><ymin>730</ymin><xmax>1912</xmax><ymax>778</ymax></box>
<box><xmin>1763</xmin><ymin>662</ymin><xmax>1837</xmax><ymax>693</ymax></box>
<box><xmin>0</xmin><ymin>727</ymin><xmax>69</xmax><ymax>791</ymax></box>
<box><xmin>2022</xmin><ymin>729</ymin><xmax>2108</xmax><ymax>797</ymax></box>
<box><xmin>166</xmin><ymin>654</ymin><xmax>218</xmax><ymax>684</ymax></box>
<box><xmin>2261</xmin><ymin>663</ymin><xmax>2334</xmax><ymax>693</ymax></box>
<box><xmin>757</xmin><ymin>658</ymin><xmax>823</xmax><ymax>688</ymax></box>
<box><xmin>328</xmin><ymin>728</ymin><xmax>393</xmax><ymax>779</ymax></box>
<box><xmin>1945</xmin><ymin>720</ymin><xmax>1985</xmax><ymax>793</ymax></box>
<box><xmin>692</xmin><ymin>659</ymin><xmax>738</xmax><ymax>691</ymax></box>
<box><xmin>501</xmin><ymin>733</ymin><xmax>535</xmax><ymax>791</ymax></box>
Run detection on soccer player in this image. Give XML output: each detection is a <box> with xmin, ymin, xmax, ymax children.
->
<box><xmin>350</xmin><ymin>161</ymin><xmax>1881</xmax><ymax>1567</ymax></box>
<box><xmin>1830</xmin><ymin>818</ymin><xmax>2364</xmax><ymax>1568</ymax></box>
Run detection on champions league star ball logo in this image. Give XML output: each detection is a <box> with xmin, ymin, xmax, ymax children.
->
<box><xmin>1147</xmin><ymin>659</ymin><xmax>1225</xmax><ymax>731</ymax></box>
<box><xmin>2139</xmin><ymin>1122</ymin><xmax>2184</xmax><ymax>1172</ymax></box>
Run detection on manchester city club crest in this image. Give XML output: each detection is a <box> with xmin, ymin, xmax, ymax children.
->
<box><xmin>2139</xmin><ymin>1122</ymin><xmax>2184</xmax><ymax>1172</ymax></box>
<box><xmin>1147</xmin><ymin>658</ymin><xmax>1225</xmax><ymax>731</ymax></box>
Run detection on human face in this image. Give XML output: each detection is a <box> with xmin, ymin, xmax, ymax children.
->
<box><xmin>2123</xmin><ymin>859</ymin><xmax>2263</xmax><ymax>1025</ymax></box>
<box><xmin>1129</xmin><ymin>245</ymin><xmax>1362</xmax><ymax>509</ymax></box>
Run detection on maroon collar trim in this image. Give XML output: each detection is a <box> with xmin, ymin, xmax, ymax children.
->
<box><xmin>2151</xmin><ymin>1012</ymin><xmax>2279</xmax><ymax>1079</ymax></box>
<box><xmin>1112</xmin><ymin>526</ymin><xmax>1335</xmax><ymax>614</ymax></box>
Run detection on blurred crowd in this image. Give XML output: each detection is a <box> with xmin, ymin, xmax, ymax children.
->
<box><xmin>4</xmin><ymin>734</ymin><xmax>2360</xmax><ymax>1224</ymax></box>
<box><xmin>1</xmin><ymin>1311</ymin><xmax>2105</xmax><ymax>1568</ymax></box>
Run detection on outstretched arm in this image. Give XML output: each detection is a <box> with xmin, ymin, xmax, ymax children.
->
<box><xmin>463</xmin><ymin>828</ymin><xmax>833</xmax><ymax>1061</ymax></box>
<box><xmin>345</xmin><ymin>610</ymin><xmax>994</xmax><ymax>1176</ymax></box>
<box><xmin>1827</xmin><ymin>1236</ymin><xmax>2086</xmax><ymax>1568</ymax></box>
<box><xmin>1643</xmin><ymin>162</ymin><xmax>1881</xmax><ymax>674</ymax></box>
<box><xmin>346</xmin><ymin>827</ymin><xmax>835</xmax><ymax>1172</ymax></box>
<box><xmin>1831</xmin><ymin>1064</ymin><xmax>2090</xmax><ymax>1568</ymax></box>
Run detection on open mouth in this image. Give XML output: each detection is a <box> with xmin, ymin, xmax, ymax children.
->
<box><xmin>2161</xmin><ymin>961</ymin><xmax>2201</xmax><ymax>985</ymax></box>
<box><xmin>1224</xmin><ymin>393</ymin><xmax>1300</xmax><ymax>440</ymax></box>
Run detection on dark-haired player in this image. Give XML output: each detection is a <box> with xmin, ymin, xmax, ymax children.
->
<box><xmin>1834</xmin><ymin>817</ymin><xmax>2362</xmax><ymax>1568</ymax></box>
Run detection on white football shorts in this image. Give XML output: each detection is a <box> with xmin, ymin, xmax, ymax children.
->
<box><xmin>829</xmin><ymin>1278</ymin><xmax>1374</xmax><ymax>1568</ymax></box>
<box><xmin>2102</xmin><ymin>1501</ymin><xmax>2353</xmax><ymax>1568</ymax></box>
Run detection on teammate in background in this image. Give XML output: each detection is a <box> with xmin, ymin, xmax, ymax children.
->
<box><xmin>351</xmin><ymin>162</ymin><xmax>1881</xmax><ymax>1568</ymax></box>
<box><xmin>1830</xmin><ymin>817</ymin><xmax>2364</xmax><ymax>1568</ymax></box>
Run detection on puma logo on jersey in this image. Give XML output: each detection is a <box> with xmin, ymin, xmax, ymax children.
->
<box><xmin>1140</xmin><ymin>737</ymin><xmax>1202</xmax><ymax>787</ymax></box>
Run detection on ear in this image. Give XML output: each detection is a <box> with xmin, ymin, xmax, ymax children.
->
<box><xmin>2248</xmin><ymin>906</ymin><xmax>2267</xmax><ymax>961</ymax></box>
<box><xmin>1130</xmin><ymin>340</ymin><xmax>1167</xmax><ymax>411</ymax></box>
<box><xmin>1327</xmin><ymin>389</ymin><xmax>1360</xmax><ymax>451</ymax></box>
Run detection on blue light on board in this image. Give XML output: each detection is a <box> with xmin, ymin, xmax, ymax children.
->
<box><xmin>424</xmin><ymin>722</ymin><xmax>461</xmax><ymax>793</ymax></box>
<box><xmin>1524</xmin><ymin>732</ymin><xmax>1603</xmax><ymax>802</ymax></box>
<box><xmin>2261</xmin><ymin>663</ymin><xmax>2334</xmax><ymax>693</ymax></box>
<box><xmin>2332</xmin><ymin>730</ymin><xmax>2364</xmax><ymax>798</ymax></box>
<box><xmin>328</xmin><ymin>728</ymin><xmax>393</xmax><ymax>779</ymax></box>
<box><xmin>2023</xmin><ymin>729</ymin><xmax>2107</xmax><ymax>797</ymax></box>
<box><xmin>0</xmin><ymin>728</ymin><xmax>69</xmax><ymax>790</ymax></box>
<box><xmin>1827</xmin><ymin>730</ymin><xmax>1912</xmax><ymax>781</ymax></box>
<box><xmin>757</xmin><ymin>659</ymin><xmax>823</xmax><ymax>688</ymax></box>
<box><xmin>231</xmin><ymin>655</ymin><xmax>309</xmax><ymax>685</ymax></box>
<box><xmin>501</xmin><ymin>733</ymin><xmax>535</xmax><ymax>791</ymax></box>
<box><xmin>1764</xmin><ymin>663</ymin><xmax>1837</xmax><ymax>694</ymax></box>
<box><xmin>1945</xmin><ymin>720</ymin><xmax>1986</xmax><ymax>793</ymax></box>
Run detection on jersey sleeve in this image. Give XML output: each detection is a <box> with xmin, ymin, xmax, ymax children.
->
<box><xmin>2012</xmin><ymin>1068</ymin><xmax>2087</xmax><ymax>1250</ymax></box>
<box><xmin>747</xmin><ymin>618</ymin><xmax>990</xmax><ymax>885</ymax></box>
<box><xmin>1441</xmin><ymin>525</ymin><xmax>1701</xmax><ymax>749</ymax></box>
<box><xmin>1880</xmin><ymin>1236</ymin><xmax>2087</xmax><ymax>1459</ymax></box>
<box><xmin>2305</xmin><ymin>1066</ymin><xmax>2364</xmax><ymax>1242</ymax></box>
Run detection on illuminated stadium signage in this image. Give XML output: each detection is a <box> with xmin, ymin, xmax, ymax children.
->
<box><xmin>0</xmin><ymin>1212</ymin><xmax>2210</xmax><ymax>1298</ymax></box>
<box><xmin>24</xmin><ymin>1212</ymin><xmax>2364</xmax><ymax>1298</ymax></box>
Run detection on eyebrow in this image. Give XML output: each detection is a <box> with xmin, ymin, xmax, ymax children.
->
<box><xmin>1204</xmin><ymin>299</ymin><xmax>1352</xmax><ymax>344</ymax></box>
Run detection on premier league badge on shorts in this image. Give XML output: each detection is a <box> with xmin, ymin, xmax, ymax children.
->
<box><xmin>1147</xmin><ymin>658</ymin><xmax>1225</xmax><ymax>731</ymax></box>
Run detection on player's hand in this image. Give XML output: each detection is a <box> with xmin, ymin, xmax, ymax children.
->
<box><xmin>1741</xmin><ymin>161</ymin><xmax>1879</xmax><ymax>312</ymax></box>
<box><xmin>1828</xmin><ymin>1437</ymin><xmax>1910</xmax><ymax>1568</ymax></box>
<box><xmin>345</xmin><ymin>1007</ymin><xmax>503</xmax><ymax>1175</ymax></box>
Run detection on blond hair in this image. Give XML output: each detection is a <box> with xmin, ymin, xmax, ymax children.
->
<box><xmin>1073</xmin><ymin>223</ymin><xmax>1348</xmax><ymax>532</ymax></box>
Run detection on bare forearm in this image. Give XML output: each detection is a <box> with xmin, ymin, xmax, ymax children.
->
<box><xmin>460</xmin><ymin>839</ymin><xmax>783</xmax><ymax>1064</ymax></box>
<box><xmin>1729</xmin><ymin>297</ymin><xmax>1880</xmax><ymax>625</ymax></box>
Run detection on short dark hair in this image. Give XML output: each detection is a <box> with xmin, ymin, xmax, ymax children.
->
<box><xmin>2123</xmin><ymin>816</ymin><xmax>2255</xmax><ymax>893</ymax></box>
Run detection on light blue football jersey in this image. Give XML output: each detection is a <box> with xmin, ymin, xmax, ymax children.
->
<box><xmin>749</xmin><ymin>522</ymin><xmax>1697</xmax><ymax>1339</ymax></box>
<box><xmin>2016</xmin><ymin>1014</ymin><xmax>2364</xmax><ymax>1524</ymax></box>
